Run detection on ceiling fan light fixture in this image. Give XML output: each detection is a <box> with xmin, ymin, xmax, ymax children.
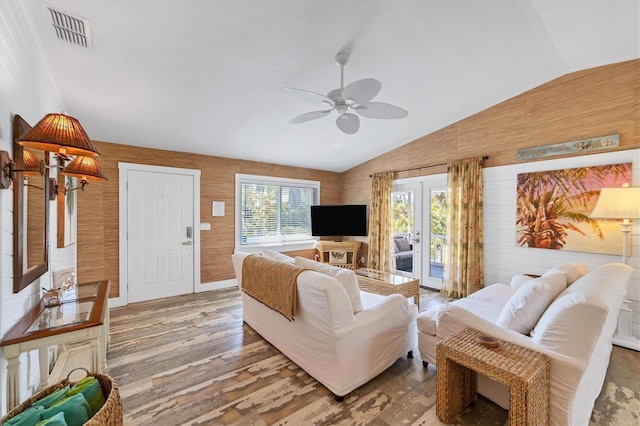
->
<box><xmin>336</xmin><ymin>113</ymin><xmax>359</xmax><ymax>134</ymax></box>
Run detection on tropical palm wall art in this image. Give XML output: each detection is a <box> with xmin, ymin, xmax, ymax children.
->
<box><xmin>516</xmin><ymin>162</ymin><xmax>632</xmax><ymax>255</ymax></box>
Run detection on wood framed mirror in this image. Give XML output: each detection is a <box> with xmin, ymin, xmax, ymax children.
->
<box><xmin>13</xmin><ymin>114</ymin><xmax>50</xmax><ymax>293</ymax></box>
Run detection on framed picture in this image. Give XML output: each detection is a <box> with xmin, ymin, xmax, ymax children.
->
<box><xmin>515</xmin><ymin>162</ymin><xmax>632</xmax><ymax>255</ymax></box>
<box><xmin>57</xmin><ymin>176</ymin><xmax>77</xmax><ymax>248</ymax></box>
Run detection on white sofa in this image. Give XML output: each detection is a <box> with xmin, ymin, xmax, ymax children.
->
<box><xmin>232</xmin><ymin>252</ymin><xmax>418</xmax><ymax>400</ymax></box>
<box><xmin>417</xmin><ymin>262</ymin><xmax>632</xmax><ymax>426</ymax></box>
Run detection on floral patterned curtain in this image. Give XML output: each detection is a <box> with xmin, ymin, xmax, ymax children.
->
<box><xmin>442</xmin><ymin>157</ymin><xmax>484</xmax><ymax>298</ymax></box>
<box><xmin>368</xmin><ymin>172</ymin><xmax>396</xmax><ymax>272</ymax></box>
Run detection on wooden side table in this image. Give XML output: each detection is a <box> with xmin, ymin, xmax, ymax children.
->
<box><xmin>0</xmin><ymin>280</ymin><xmax>110</xmax><ymax>410</ymax></box>
<box><xmin>436</xmin><ymin>327</ymin><xmax>550</xmax><ymax>425</ymax></box>
<box><xmin>354</xmin><ymin>268</ymin><xmax>420</xmax><ymax>309</ymax></box>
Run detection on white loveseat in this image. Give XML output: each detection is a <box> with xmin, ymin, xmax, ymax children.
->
<box><xmin>417</xmin><ymin>262</ymin><xmax>632</xmax><ymax>426</ymax></box>
<box><xmin>231</xmin><ymin>252</ymin><xmax>418</xmax><ymax>400</ymax></box>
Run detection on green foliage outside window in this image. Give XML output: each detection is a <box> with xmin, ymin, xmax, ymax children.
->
<box><xmin>241</xmin><ymin>182</ymin><xmax>316</xmax><ymax>244</ymax></box>
<box><xmin>391</xmin><ymin>189</ymin><xmax>447</xmax><ymax>263</ymax></box>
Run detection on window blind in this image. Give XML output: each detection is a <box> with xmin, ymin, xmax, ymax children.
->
<box><xmin>239</xmin><ymin>178</ymin><xmax>318</xmax><ymax>246</ymax></box>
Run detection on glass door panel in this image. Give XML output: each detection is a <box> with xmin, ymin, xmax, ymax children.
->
<box><xmin>427</xmin><ymin>188</ymin><xmax>447</xmax><ymax>288</ymax></box>
<box><xmin>392</xmin><ymin>183</ymin><xmax>421</xmax><ymax>278</ymax></box>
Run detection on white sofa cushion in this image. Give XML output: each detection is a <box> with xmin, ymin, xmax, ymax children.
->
<box><xmin>417</xmin><ymin>298</ymin><xmax>503</xmax><ymax>337</ymax></box>
<box><xmin>295</xmin><ymin>257</ymin><xmax>364</xmax><ymax>313</ymax></box>
<box><xmin>510</xmin><ymin>274</ymin><xmax>534</xmax><ymax>289</ymax></box>
<box><xmin>467</xmin><ymin>283</ymin><xmax>516</xmax><ymax>305</ymax></box>
<box><xmin>543</xmin><ymin>263</ymin><xmax>588</xmax><ymax>285</ymax></box>
<box><xmin>496</xmin><ymin>272</ymin><xmax>567</xmax><ymax>334</ymax></box>
<box><xmin>532</xmin><ymin>263</ymin><xmax>631</xmax><ymax>360</ymax></box>
<box><xmin>416</xmin><ymin>305</ymin><xmax>440</xmax><ymax>335</ymax></box>
<box><xmin>262</xmin><ymin>249</ymin><xmax>294</xmax><ymax>264</ymax></box>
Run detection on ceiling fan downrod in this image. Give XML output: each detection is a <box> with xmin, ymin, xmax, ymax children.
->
<box><xmin>336</xmin><ymin>52</ymin><xmax>349</xmax><ymax>91</ymax></box>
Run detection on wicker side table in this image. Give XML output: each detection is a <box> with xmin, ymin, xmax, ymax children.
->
<box><xmin>436</xmin><ymin>328</ymin><xmax>550</xmax><ymax>425</ymax></box>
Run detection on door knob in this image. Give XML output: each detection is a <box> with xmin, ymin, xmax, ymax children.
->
<box><xmin>182</xmin><ymin>241</ymin><xmax>192</xmax><ymax>245</ymax></box>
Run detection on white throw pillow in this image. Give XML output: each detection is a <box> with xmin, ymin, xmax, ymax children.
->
<box><xmin>510</xmin><ymin>274</ymin><xmax>534</xmax><ymax>289</ymax></box>
<box><xmin>543</xmin><ymin>263</ymin><xmax>588</xmax><ymax>285</ymax></box>
<box><xmin>262</xmin><ymin>249</ymin><xmax>294</xmax><ymax>264</ymax></box>
<box><xmin>294</xmin><ymin>257</ymin><xmax>364</xmax><ymax>313</ymax></box>
<box><xmin>496</xmin><ymin>272</ymin><xmax>567</xmax><ymax>334</ymax></box>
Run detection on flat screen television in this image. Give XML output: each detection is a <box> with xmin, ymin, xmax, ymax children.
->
<box><xmin>311</xmin><ymin>204</ymin><xmax>367</xmax><ymax>237</ymax></box>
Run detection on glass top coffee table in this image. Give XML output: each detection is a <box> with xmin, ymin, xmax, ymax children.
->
<box><xmin>355</xmin><ymin>268</ymin><xmax>420</xmax><ymax>308</ymax></box>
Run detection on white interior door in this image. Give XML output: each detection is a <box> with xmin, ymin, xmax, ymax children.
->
<box><xmin>127</xmin><ymin>170</ymin><xmax>195</xmax><ymax>303</ymax></box>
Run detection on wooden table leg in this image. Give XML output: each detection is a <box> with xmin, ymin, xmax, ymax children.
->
<box><xmin>90</xmin><ymin>335</ymin><xmax>101</xmax><ymax>373</ymax></box>
<box><xmin>38</xmin><ymin>346</ymin><xmax>50</xmax><ymax>390</ymax></box>
<box><xmin>4</xmin><ymin>345</ymin><xmax>21</xmax><ymax>410</ymax></box>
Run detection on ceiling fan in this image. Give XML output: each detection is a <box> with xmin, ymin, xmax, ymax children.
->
<box><xmin>282</xmin><ymin>52</ymin><xmax>408</xmax><ymax>134</ymax></box>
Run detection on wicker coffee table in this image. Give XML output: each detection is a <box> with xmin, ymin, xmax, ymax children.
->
<box><xmin>354</xmin><ymin>268</ymin><xmax>420</xmax><ymax>309</ymax></box>
<box><xmin>436</xmin><ymin>328</ymin><xmax>550</xmax><ymax>425</ymax></box>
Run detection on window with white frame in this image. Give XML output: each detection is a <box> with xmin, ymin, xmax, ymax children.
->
<box><xmin>236</xmin><ymin>174</ymin><xmax>319</xmax><ymax>247</ymax></box>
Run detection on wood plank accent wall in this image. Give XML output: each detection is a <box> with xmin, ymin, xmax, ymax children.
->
<box><xmin>77</xmin><ymin>146</ymin><xmax>342</xmax><ymax>298</ymax></box>
<box><xmin>341</xmin><ymin>59</ymin><xmax>639</xmax><ymax>204</ymax></box>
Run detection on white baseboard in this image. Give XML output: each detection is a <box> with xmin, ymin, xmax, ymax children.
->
<box><xmin>108</xmin><ymin>279</ymin><xmax>238</xmax><ymax>308</ymax></box>
<box><xmin>612</xmin><ymin>334</ymin><xmax>640</xmax><ymax>351</ymax></box>
<box><xmin>196</xmin><ymin>279</ymin><xmax>237</xmax><ymax>293</ymax></box>
<box><xmin>109</xmin><ymin>295</ymin><xmax>127</xmax><ymax>308</ymax></box>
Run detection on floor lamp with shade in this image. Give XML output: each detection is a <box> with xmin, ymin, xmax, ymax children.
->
<box><xmin>590</xmin><ymin>183</ymin><xmax>640</xmax><ymax>351</ymax></box>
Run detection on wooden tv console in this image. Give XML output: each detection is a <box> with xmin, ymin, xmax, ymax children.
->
<box><xmin>316</xmin><ymin>241</ymin><xmax>361</xmax><ymax>270</ymax></box>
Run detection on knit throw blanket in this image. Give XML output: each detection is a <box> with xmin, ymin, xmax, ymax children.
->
<box><xmin>241</xmin><ymin>255</ymin><xmax>305</xmax><ymax>321</ymax></box>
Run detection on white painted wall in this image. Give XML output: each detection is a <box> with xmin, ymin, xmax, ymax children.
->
<box><xmin>483</xmin><ymin>149</ymin><xmax>640</xmax><ymax>338</ymax></box>
<box><xmin>0</xmin><ymin>0</ymin><xmax>74</xmax><ymax>415</ymax></box>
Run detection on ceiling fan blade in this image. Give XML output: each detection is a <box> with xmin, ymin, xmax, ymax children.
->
<box><xmin>327</xmin><ymin>88</ymin><xmax>342</xmax><ymax>102</ymax></box>
<box><xmin>290</xmin><ymin>110</ymin><xmax>331</xmax><ymax>124</ymax></box>
<box><xmin>282</xmin><ymin>87</ymin><xmax>334</xmax><ymax>106</ymax></box>
<box><xmin>336</xmin><ymin>113</ymin><xmax>360</xmax><ymax>134</ymax></box>
<box><xmin>354</xmin><ymin>102</ymin><xmax>408</xmax><ymax>119</ymax></box>
<box><xmin>341</xmin><ymin>78</ymin><xmax>382</xmax><ymax>105</ymax></box>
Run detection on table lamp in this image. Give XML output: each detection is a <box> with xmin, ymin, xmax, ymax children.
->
<box><xmin>589</xmin><ymin>183</ymin><xmax>640</xmax><ymax>264</ymax></box>
<box><xmin>589</xmin><ymin>183</ymin><xmax>640</xmax><ymax>351</ymax></box>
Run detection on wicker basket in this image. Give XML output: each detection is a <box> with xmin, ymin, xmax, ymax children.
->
<box><xmin>1</xmin><ymin>370</ymin><xmax>123</xmax><ymax>425</ymax></box>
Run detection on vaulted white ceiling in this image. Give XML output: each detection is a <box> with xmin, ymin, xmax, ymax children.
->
<box><xmin>24</xmin><ymin>0</ymin><xmax>640</xmax><ymax>172</ymax></box>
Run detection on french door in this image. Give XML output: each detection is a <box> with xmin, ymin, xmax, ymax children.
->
<box><xmin>392</xmin><ymin>174</ymin><xmax>447</xmax><ymax>290</ymax></box>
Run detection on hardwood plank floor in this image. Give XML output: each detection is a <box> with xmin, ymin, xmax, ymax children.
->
<box><xmin>107</xmin><ymin>288</ymin><xmax>639</xmax><ymax>425</ymax></box>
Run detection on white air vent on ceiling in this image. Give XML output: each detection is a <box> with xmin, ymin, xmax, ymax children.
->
<box><xmin>47</xmin><ymin>7</ymin><xmax>91</xmax><ymax>48</ymax></box>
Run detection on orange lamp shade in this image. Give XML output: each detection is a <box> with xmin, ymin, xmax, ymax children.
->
<box><xmin>22</xmin><ymin>149</ymin><xmax>43</xmax><ymax>176</ymax></box>
<box><xmin>60</xmin><ymin>156</ymin><xmax>107</xmax><ymax>182</ymax></box>
<box><xmin>17</xmin><ymin>113</ymin><xmax>100</xmax><ymax>157</ymax></box>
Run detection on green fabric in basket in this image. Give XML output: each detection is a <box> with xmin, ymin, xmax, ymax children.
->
<box><xmin>36</xmin><ymin>411</ymin><xmax>67</xmax><ymax>426</ymax></box>
<box><xmin>31</xmin><ymin>387</ymin><xmax>69</xmax><ymax>409</ymax></box>
<box><xmin>67</xmin><ymin>376</ymin><xmax>105</xmax><ymax>415</ymax></box>
<box><xmin>40</xmin><ymin>393</ymin><xmax>90</xmax><ymax>426</ymax></box>
<box><xmin>5</xmin><ymin>405</ymin><xmax>44</xmax><ymax>426</ymax></box>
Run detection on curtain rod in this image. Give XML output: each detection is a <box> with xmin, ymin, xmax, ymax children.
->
<box><xmin>369</xmin><ymin>155</ymin><xmax>488</xmax><ymax>178</ymax></box>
